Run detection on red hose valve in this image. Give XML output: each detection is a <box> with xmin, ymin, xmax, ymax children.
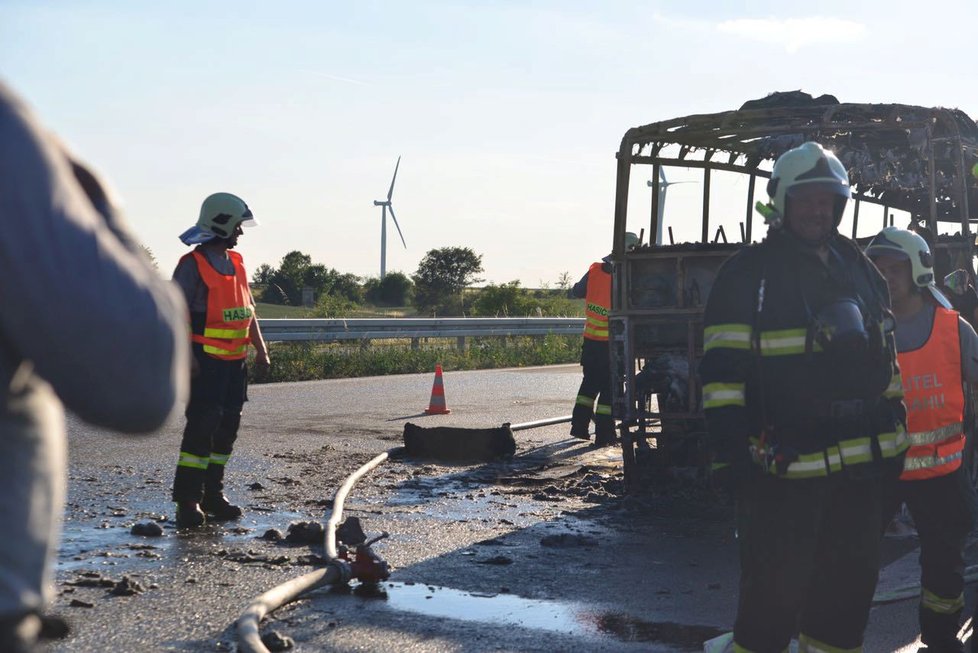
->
<box><xmin>350</xmin><ymin>544</ymin><xmax>390</xmax><ymax>583</ymax></box>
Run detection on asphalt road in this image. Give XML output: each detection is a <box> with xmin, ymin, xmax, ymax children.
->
<box><xmin>49</xmin><ymin>364</ymin><xmax>976</xmax><ymax>652</ymax></box>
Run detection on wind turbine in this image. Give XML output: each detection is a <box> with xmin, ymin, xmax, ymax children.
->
<box><xmin>647</xmin><ymin>168</ymin><xmax>693</xmax><ymax>245</ymax></box>
<box><xmin>373</xmin><ymin>156</ymin><xmax>407</xmax><ymax>279</ymax></box>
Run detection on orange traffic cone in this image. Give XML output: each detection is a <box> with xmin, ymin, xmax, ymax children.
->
<box><xmin>424</xmin><ymin>363</ymin><xmax>451</xmax><ymax>414</ymax></box>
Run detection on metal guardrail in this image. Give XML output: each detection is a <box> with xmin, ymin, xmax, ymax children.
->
<box><xmin>258</xmin><ymin>317</ymin><xmax>585</xmax><ymax>343</ymax></box>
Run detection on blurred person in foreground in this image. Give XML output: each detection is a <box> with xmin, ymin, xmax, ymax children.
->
<box><xmin>170</xmin><ymin>193</ymin><xmax>270</xmax><ymax>528</ymax></box>
<box><xmin>0</xmin><ymin>81</ymin><xmax>188</xmax><ymax>651</ymax></box>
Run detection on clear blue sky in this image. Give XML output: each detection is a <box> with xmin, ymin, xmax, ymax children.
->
<box><xmin>3</xmin><ymin>1</ymin><xmax>975</xmax><ymax>285</ymax></box>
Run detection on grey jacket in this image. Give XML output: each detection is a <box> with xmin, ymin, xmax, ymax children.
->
<box><xmin>0</xmin><ymin>81</ymin><xmax>188</xmax><ymax>432</ymax></box>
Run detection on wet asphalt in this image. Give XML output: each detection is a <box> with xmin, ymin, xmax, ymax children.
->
<box><xmin>51</xmin><ymin>364</ymin><xmax>976</xmax><ymax>652</ymax></box>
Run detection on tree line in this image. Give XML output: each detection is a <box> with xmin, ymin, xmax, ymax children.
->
<box><xmin>252</xmin><ymin>247</ymin><xmax>580</xmax><ymax>317</ymax></box>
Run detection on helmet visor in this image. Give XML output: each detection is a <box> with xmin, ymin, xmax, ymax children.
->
<box><xmin>239</xmin><ymin>206</ymin><xmax>258</xmax><ymax>228</ymax></box>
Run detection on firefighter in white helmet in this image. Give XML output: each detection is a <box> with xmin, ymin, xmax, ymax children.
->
<box><xmin>171</xmin><ymin>193</ymin><xmax>271</xmax><ymax>528</ymax></box>
<box><xmin>867</xmin><ymin>226</ymin><xmax>978</xmax><ymax>652</ymax></box>
<box><xmin>701</xmin><ymin>142</ymin><xmax>907</xmax><ymax>651</ymax></box>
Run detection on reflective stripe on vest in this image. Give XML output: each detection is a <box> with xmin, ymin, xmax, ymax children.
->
<box><xmin>189</xmin><ymin>249</ymin><xmax>254</xmax><ymax>361</ymax></box>
<box><xmin>703</xmin><ymin>324</ymin><xmax>825</xmax><ymax>356</ymax></box>
<box><xmin>898</xmin><ymin>306</ymin><xmax>965</xmax><ymax>481</ymax></box>
<box><xmin>583</xmin><ymin>262</ymin><xmax>611</xmax><ymax>341</ymax></box>
<box><xmin>702</xmin><ymin>382</ymin><xmax>746</xmax><ymax>409</ymax></box>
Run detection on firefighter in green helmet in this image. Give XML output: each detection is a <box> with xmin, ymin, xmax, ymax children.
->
<box><xmin>171</xmin><ymin>193</ymin><xmax>271</xmax><ymax>528</ymax></box>
<box><xmin>700</xmin><ymin>142</ymin><xmax>907</xmax><ymax>651</ymax></box>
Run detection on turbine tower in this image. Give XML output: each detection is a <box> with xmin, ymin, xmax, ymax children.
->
<box><xmin>647</xmin><ymin>168</ymin><xmax>693</xmax><ymax>245</ymax></box>
<box><xmin>373</xmin><ymin>156</ymin><xmax>407</xmax><ymax>279</ymax></box>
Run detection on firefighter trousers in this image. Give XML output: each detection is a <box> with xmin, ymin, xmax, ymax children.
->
<box><xmin>572</xmin><ymin>339</ymin><xmax>613</xmax><ymax>438</ymax></box>
<box><xmin>734</xmin><ymin>473</ymin><xmax>884</xmax><ymax>652</ymax></box>
<box><xmin>884</xmin><ymin>466</ymin><xmax>977</xmax><ymax>650</ymax></box>
<box><xmin>172</xmin><ymin>345</ymin><xmax>248</xmax><ymax>503</ymax></box>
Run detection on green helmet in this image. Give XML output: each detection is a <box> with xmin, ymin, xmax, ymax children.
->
<box><xmin>179</xmin><ymin>192</ymin><xmax>258</xmax><ymax>245</ymax></box>
<box><xmin>866</xmin><ymin>226</ymin><xmax>952</xmax><ymax>308</ymax></box>
<box><xmin>762</xmin><ymin>142</ymin><xmax>851</xmax><ymax>229</ymax></box>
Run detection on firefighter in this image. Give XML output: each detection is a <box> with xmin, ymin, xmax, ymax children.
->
<box><xmin>171</xmin><ymin>193</ymin><xmax>271</xmax><ymax>528</ymax></box>
<box><xmin>867</xmin><ymin>227</ymin><xmax>978</xmax><ymax>652</ymax></box>
<box><xmin>700</xmin><ymin>142</ymin><xmax>907</xmax><ymax>652</ymax></box>
<box><xmin>568</xmin><ymin>232</ymin><xmax>639</xmax><ymax>446</ymax></box>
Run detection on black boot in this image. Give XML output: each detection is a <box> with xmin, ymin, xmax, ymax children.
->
<box><xmin>172</xmin><ymin>462</ymin><xmax>205</xmax><ymax>497</ymax></box>
<box><xmin>570</xmin><ymin>404</ymin><xmax>592</xmax><ymax>439</ymax></box>
<box><xmin>594</xmin><ymin>416</ymin><xmax>617</xmax><ymax>447</ymax></box>
<box><xmin>202</xmin><ymin>464</ymin><xmax>242</xmax><ymax>520</ymax></box>
<box><xmin>200</xmin><ymin>494</ymin><xmax>242</xmax><ymax>520</ymax></box>
<box><xmin>920</xmin><ymin>605</ymin><xmax>964</xmax><ymax>653</ymax></box>
<box><xmin>174</xmin><ymin>501</ymin><xmax>206</xmax><ymax>528</ymax></box>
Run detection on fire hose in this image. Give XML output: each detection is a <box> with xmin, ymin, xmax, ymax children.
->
<box><xmin>236</xmin><ymin>450</ymin><xmax>392</xmax><ymax>653</ymax></box>
<box><xmin>235</xmin><ymin>415</ymin><xmax>575</xmax><ymax>652</ymax></box>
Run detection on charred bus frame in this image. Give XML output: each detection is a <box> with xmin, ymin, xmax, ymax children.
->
<box><xmin>608</xmin><ymin>98</ymin><xmax>978</xmax><ymax>490</ymax></box>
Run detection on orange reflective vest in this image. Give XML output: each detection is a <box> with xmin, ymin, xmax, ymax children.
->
<box><xmin>583</xmin><ymin>262</ymin><xmax>611</xmax><ymax>342</ymax></box>
<box><xmin>189</xmin><ymin>249</ymin><xmax>254</xmax><ymax>360</ymax></box>
<box><xmin>899</xmin><ymin>306</ymin><xmax>965</xmax><ymax>480</ymax></box>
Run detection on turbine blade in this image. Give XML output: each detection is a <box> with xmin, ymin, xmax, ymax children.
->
<box><xmin>388</xmin><ymin>204</ymin><xmax>407</xmax><ymax>248</ymax></box>
<box><xmin>387</xmin><ymin>155</ymin><xmax>401</xmax><ymax>201</ymax></box>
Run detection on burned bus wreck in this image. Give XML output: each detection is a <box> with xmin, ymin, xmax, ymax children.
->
<box><xmin>608</xmin><ymin>92</ymin><xmax>978</xmax><ymax>490</ymax></box>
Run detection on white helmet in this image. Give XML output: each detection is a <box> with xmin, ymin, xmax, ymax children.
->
<box><xmin>625</xmin><ymin>231</ymin><xmax>641</xmax><ymax>249</ymax></box>
<box><xmin>762</xmin><ymin>142</ymin><xmax>851</xmax><ymax>229</ymax></box>
<box><xmin>179</xmin><ymin>192</ymin><xmax>258</xmax><ymax>245</ymax></box>
<box><xmin>865</xmin><ymin>226</ymin><xmax>952</xmax><ymax>308</ymax></box>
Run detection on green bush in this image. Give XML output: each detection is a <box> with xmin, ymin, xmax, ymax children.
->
<box><xmin>470</xmin><ymin>282</ymin><xmax>536</xmax><ymax>316</ymax></box>
<box><xmin>364</xmin><ymin>272</ymin><xmax>414</xmax><ymax>306</ymax></box>
<box><xmin>470</xmin><ymin>282</ymin><xmax>584</xmax><ymax>317</ymax></box>
<box><xmin>315</xmin><ymin>293</ymin><xmax>358</xmax><ymax>318</ymax></box>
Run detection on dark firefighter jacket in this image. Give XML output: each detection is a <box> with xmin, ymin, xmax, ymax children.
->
<box><xmin>699</xmin><ymin>229</ymin><xmax>908</xmax><ymax>480</ymax></box>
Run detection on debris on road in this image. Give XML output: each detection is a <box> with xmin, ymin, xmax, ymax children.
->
<box><xmin>110</xmin><ymin>576</ymin><xmax>145</xmax><ymax>596</ymax></box>
<box><xmin>130</xmin><ymin>521</ymin><xmax>163</xmax><ymax>537</ymax></box>
<box><xmin>284</xmin><ymin>521</ymin><xmax>324</xmax><ymax>545</ymax></box>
